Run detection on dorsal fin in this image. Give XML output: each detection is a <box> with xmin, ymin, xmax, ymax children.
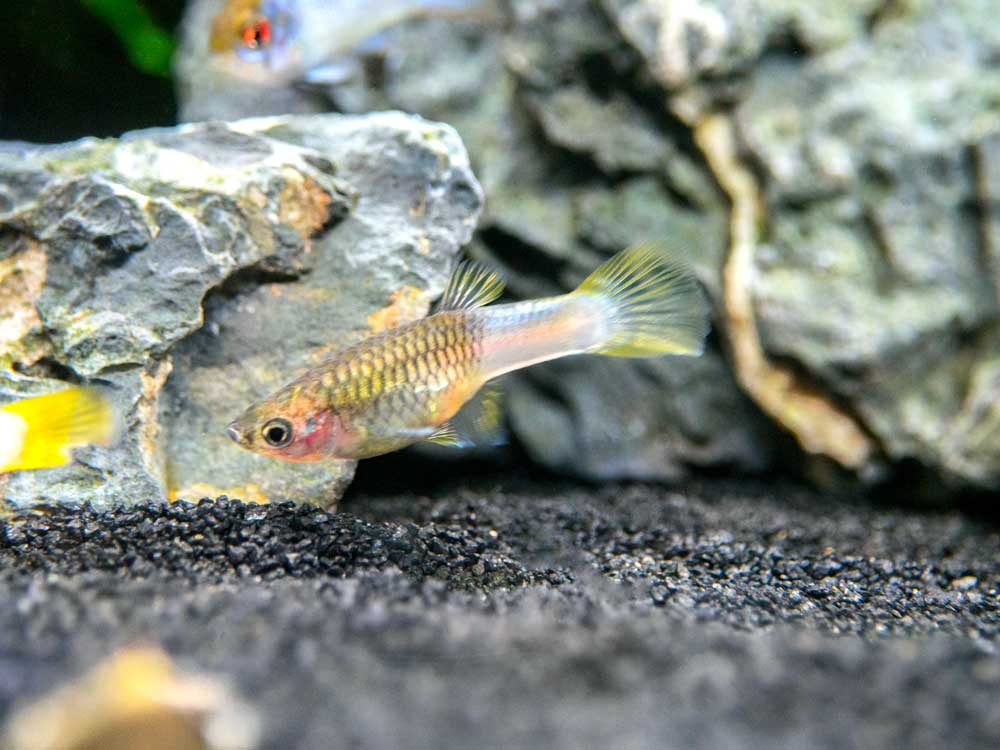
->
<box><xmin>438</xmin><ymin>260</ymin><xmax>505</xmax><ymax>311</ymax></box>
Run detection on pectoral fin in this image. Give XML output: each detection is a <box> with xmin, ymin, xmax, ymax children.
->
<box><xmin>426</xmin><ymin>422</ymin><xmax>465</xmax><ymax>447</ymax></box>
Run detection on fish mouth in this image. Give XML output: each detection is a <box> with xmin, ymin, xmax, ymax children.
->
<box><xmin>225</xmin><ymin>421</ymin><xmax>246</xmax><ymax>446</ymax></box>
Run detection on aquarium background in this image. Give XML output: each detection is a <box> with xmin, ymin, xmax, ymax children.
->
<box><xmin>0</xmin><ymin>4</ymin><xmax>998</xmax><ymax>748</ymax></box>
<box><xmin>0</xmin><ymin>0</ymin><xmax>180</xmax><ymax>142</ymax></box>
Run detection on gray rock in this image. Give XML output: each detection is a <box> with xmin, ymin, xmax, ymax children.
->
<box><xmin>738</xmin><ymin>2</ymin><xmax>1000</xmax><ymax>487</ymax></box>
<box><xmin>0</xmin><ymin>113</ymin><xmax>482</xmax><ymax>509</ymax></box>
<box><xmin>602</xmin><ymin>0</ymin><xmax>882</xmax><ymax>89</ymax></box>
<box><xmin>170</xmin><ymin>0</ymin><xmax>1000</xmax><ymax>494</ymax></box>
<box><xmin>507</xmin><ymin>355</ymin><xmax>777</xmax><ymax>481</ymax></box>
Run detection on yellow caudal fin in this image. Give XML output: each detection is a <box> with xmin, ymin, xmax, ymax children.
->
<box><xmin>0</xmin><ymin>386</ymin><xmax>114</xmax><ymax>472</ymax></box>
<box><xmin>573</xmin><ymin>241</ymin><xmax>710</xmax><ymax>357</ymax></box>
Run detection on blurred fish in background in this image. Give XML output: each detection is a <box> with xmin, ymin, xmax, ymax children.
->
<box><xmin>176</xmin><ymin>0</ymin><xmax>492</xmax><ymax>121</ymax></box>
<box><xmin>0</xmin><ymin>386</ymin><xmax>115</xmax><ymax>473</ymax></box>
<box><xmin>3</xmin><ymin>646</ymin><xmax>260</xmax><ymax>750</ymax></box>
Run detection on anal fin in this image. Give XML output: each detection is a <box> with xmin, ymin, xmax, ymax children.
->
<box><xmin>450</xmin><ymin>382</ymin><xmax>507</xmax><ymax>448</ymax></box>
<box><xmin>424</xmin><ymin>382</ymin><xmax>508</xmax><ymax>450</ymax></box>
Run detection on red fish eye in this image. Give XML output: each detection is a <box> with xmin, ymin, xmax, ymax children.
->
<box><xmin>241</xmin><ymin>18</ymin><xmax>272</xmax><ymax>50</ymax></box>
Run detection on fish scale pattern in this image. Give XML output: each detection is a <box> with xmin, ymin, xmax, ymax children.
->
<box><xmin>310</xmin><ymin>311</ymin><xmax>486</xmax><ymax>433</ymax></box>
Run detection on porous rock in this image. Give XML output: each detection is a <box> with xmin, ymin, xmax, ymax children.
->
<box><xmin>0</xmin><ymin>113</ymin><xmax>482</xmax><ymax>509</ymax></box>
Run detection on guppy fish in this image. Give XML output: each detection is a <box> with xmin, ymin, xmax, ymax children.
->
<box><xmin>202</xmin><ymin>0</ymin><xmax>482</xmax><ymax>86</ymax></box>
<box><xmin>0</xmin><ymin>387</ymin><xmax>114</xmax><ymax>472</ymax></box>
<box><xmin>227</xmin><ymin>242</ymin><xmax>709</xmax><ymax>462</ymax></box>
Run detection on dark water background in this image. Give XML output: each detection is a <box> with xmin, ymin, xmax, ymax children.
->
<box><xmin>0</xmin><ymin>1</ymin><xmax>180</xmax><ymax>142</ymax></box>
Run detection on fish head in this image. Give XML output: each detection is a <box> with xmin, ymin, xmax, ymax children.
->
<box><xmin>207</xmin><ymin>0</ymin><xmax>304</xmax><ymax>83</ymax></box>
<box><xmin>226</xmin><ymin>383</ymin><xmax>353</xmax><ymax>462</ymax></box>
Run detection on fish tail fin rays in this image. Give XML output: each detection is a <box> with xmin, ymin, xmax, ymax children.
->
<box><xmin>573</xmin><ymin>241</ymin><xmax>710</xmax><ymax>358</ymax></box>
<box><xmin>0</xmin><ymin>386</ymin><xmax>115</xmax><ymax>472</ymax></box>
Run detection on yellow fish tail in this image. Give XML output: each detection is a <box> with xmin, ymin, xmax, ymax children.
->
<box><xmin>574</xmin><ymin>241</ymin><xmax>710</xmax><ymax>358</ymax></box>
<box><xmin>0</xmin><ymin>386</ymin><xmax>114</xmax><ymax>472</ymax></box>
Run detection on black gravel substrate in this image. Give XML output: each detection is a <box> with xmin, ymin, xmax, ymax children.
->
<box><xmin>1</xmin><ymin>478</ymin><xmax>998</xmax><ymax>749</ymax></box>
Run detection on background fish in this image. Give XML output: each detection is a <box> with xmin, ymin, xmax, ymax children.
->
<box><xmin>227</xmin><ymin>242</ymin><xmax>709</xmax><ymax>462</ymax></box>
<box><xmin>195</xmin><ymin>0</ymin><xmax>485</xmax><ymax>87</ymax></box>
<box><xmin>0</xmin><ymin>387</ymin><xmax>114</xmax><ymax>472</ymax></box>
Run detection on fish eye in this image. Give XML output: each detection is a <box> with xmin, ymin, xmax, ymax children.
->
<box><xmin>262</xmin><ymin>417</ymin><xmax>293</xmax><ymax>447</ymax></box>
<box><xmin>241</xmin><ymin>18</ymin><xmax>272</xmax><ymax>50</ymax></box>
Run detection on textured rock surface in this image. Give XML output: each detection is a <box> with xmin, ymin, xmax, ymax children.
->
<box><xmin>0</xmin><ymin>113</ymin><xmax>482</xmax><ymax>509</ymax></box>
<box><xmin>0</xmin><ymin>478</ymin><xmax>998</xmax><ymax>748</ymax></box>
<box><xmin>735</xmin><ymin>4</ymin><xmax>1000</xmax><ymax>488</ymax></box>
<box><xmin>176</xmin><ymin>0</ymin><xmax>1000</xmax><ymax>493</ymax></box>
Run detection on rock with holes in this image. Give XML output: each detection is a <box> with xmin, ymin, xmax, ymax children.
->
<box><xmin>172</xmin><ymin>0</ymin><xmax>1000</xmax><ymax>493</ymax></box>
<box><xmin>0</xmin><ymin>113</ymin><xmax>482</xmax><ymax>509</ymax></box>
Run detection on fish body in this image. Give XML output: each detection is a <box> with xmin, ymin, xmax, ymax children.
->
<box><xmin>202</xmin><ymin>0</ymin><xmax>482</xmax><ymax>85</ymax></box>
<box><xmin>0</xmin><ymin>387</ymin><xmax>114</xmax><ymax>473</ymax></box>
<box><xmin>228</xmin><ymin>242</ymin><xmax>710</xmax><ymax>462</ymax></box>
